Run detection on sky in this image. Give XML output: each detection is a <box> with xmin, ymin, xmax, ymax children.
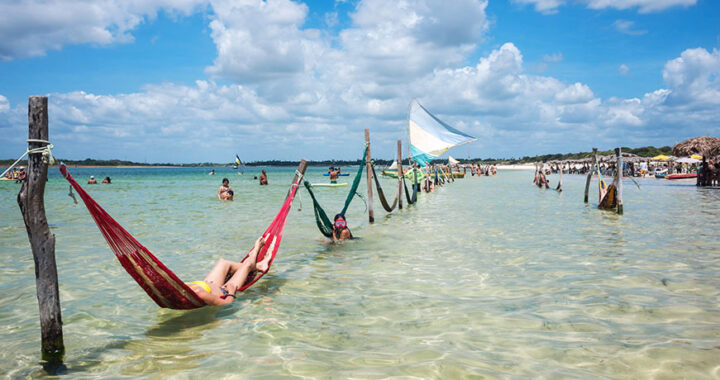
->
<box><xmin>0</xmin><ymin>0</ymin><xmax>719</xmax><ymax>163</ymax></box>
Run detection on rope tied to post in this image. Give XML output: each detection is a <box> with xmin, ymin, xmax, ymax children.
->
<box><xmin>0</xmin><ymin>139</ymin><xmax>56</xmax><ymax>179</ymax></box>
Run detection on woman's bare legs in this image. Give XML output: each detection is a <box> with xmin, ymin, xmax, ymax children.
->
<box><xmin>255</xmin><ymin>238</ymin><xmax>274</xmax><ymax>273</ymax></box>
<box><xmin>221</xmin><ymin>237</ymin><xmax>266</xmax><ymax>294</ymax></box>
<box><xmin>204</xmin><ymin>259</ymin><xmax>235</xmax><ymax>286</ymax></box>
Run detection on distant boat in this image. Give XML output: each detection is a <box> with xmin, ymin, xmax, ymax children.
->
<box><xmin>323</xmin><ymin>173</ymin><xmax>350</xmax><ymax>176</ymax></box>
<box><xmin>381</xmin><ymin>169</ymin><xmax>426</xmax><ymax>181</ymax></box>
<box><xmin>666</xmin><ymin>173</ymin><xmax>697</xmax><ymax>180</ymax></box>
<box><xmin>655</xmin><ymin>173</ymin><xmax>667</xmax><ymax>178</ymax></box>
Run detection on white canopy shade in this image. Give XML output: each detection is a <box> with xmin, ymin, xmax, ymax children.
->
<box><xmin>676</xmin><ymin>157</ymin><xmax>701</xmax><ymax>164</ymax></box>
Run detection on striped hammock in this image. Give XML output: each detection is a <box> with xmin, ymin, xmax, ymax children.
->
<box><xmin>60</xmin><ymin>164</ymin><xmax>300</xmax><ymax>309</ymax></box>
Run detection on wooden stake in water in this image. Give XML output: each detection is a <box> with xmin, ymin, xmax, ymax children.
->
<box><xmin>615</xmin><ymin>147</ymin><xmax>624</xmax><ymax>215</ymax></box>
<box><xmin>17</xmin><ymin>96</ymin><xmax>65</xmax><ymax>366</ymax></box>
<box><xmin>365</xmin><ymin>129</ymin><xmax>374</xmax><ymax>223</ymax></box>
<box><xmin>397</xmin><ymin>140</ymin><xmax>403</xmax><ymax>210</ymax></box>
<box><xmin>584</xmin><ymin>148</ymin><xmax>597</xmax><ymax>203</ymax></box>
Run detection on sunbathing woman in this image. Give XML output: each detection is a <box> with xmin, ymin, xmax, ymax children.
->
<box><xmin>186</xmin><ymin>237</ymin><xmax>271</xmax><ymax>306</ymax></box>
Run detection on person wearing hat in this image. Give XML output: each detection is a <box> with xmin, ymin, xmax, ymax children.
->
<box><xmin>88</xmin><ymin>176</ymin><xmax>98</xmax><ymax>184</ymax></box>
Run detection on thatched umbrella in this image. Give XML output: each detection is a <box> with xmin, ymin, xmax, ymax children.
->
<box><xmin>672</xmin><ymin>136</ymin><xmax>720</xmax><ymax>157</ymax></box>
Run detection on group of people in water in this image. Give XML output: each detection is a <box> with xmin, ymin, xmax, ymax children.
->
<box><xmin>87</xmin><ymin>176</ymin><xmax>111</xmax><ymax>184</ymax></box>
<box><xmin>216</xmin><ymin>170</ymin><xmax>269</xmax><ymax>201</ymax></box>
<box><xmin>3</xmin><ymin>167</ymin><xmax>26</xmax><ymax>182</ymax></box>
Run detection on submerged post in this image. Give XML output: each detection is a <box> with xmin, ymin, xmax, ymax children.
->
<box><xmin>615</xmin><ymin>148</ymin><xmax>623</xmax><ymax>214</ymax></box>
<box><xmin>364</xmin><ymin>129</ymin><xmax>374</xmax><ymax>223</ymax></box>
<box><xmin>556</xmin><ymin>162</ymin><xmax>563</xmax><ymax>192</ymax></box>
<box><xmin>584</xmin><ymin>148</ymin><xmax>597</xmax><ymax>203</ymax></box>
<box><xmin>397</xmin><ymin>140</ymin><xmax>403</xmax><ymax>210</ymax></box>
<box><xmin>17</xmin><ymin>96</ymin><xmax>65</xmax><ymax>366</ymax></box>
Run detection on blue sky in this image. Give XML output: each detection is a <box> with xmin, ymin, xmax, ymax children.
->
<box><xmin>1</xmin><ymin>0</ymin><xmax>719</xmax><ymax>163</ymax></box>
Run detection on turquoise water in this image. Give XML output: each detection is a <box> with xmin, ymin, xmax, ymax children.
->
<box><xmin>1</xmin><ymin>167</ymin><xmax>719</xmax><ymax>378</ymax></box>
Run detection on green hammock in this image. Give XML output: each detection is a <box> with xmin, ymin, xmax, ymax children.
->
<box><xmin>304</xmin><ymin>146</ymin><xmax>368</xmax><ymax>237</ymax></box>
<box><xmin>370</xmin><ymin>162</ymin><xmax>399</xmax><ymax>212</ymax></box>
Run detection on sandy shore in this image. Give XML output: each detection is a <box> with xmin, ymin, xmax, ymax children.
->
<box><xmin>496</xmin><ymin>164</ymin><xmax>535</xmax><ymax>170</ymax></box>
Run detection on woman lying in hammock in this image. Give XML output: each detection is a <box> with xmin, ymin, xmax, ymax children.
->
<box><xmin>186</xmin><ymin>237</ymin><xmax>271</xmax><ymax>306</ymax></box>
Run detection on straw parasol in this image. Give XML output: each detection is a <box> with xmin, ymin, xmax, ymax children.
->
<box><xmin>672</xmin><ymin>136</ymin><xmax>720</xmax><ymax>158</ymax></box>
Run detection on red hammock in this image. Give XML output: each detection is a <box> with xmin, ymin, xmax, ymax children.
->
<box><xmin>60</xmin><ymin>164</ymin><xmax>301</xmax><ymax>309</ymax></box>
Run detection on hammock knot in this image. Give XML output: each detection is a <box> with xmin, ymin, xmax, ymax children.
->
<box><xmin>0</xmin><ymin>139</ymin><xmax>56</xmax><ymax>179</ymax></box>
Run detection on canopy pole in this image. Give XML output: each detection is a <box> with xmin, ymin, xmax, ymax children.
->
<box><xmin>397</xmin><ymin>140</ymin><xmax>403</xmax><ymax>210</ymax></box>
<box><xmin>615</xmin><ymin>148</ymin><xmax>623</xmax><ymax>214</ymax></box>
<box><xmin>364</xmin><ymin>129</ymin><xmax>374</xmax><ymax>223</ymax></box>
<box><xmin>17</xmin><ymin>96</ymin><xmax>65</xmax><ymax>371</ymax></box>
<box><xmin>584</xmin><ymin>148</ymin><xmax>597</xmax><ymax>203</ymax></box>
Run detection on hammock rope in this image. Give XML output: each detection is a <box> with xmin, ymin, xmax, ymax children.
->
<box><xmin>304</xmin><ymin>146</ymin><xmax>368</xmax><ymax>237</ymax></box>
<box><xmin>60</xmin><ymin>163</ymin><xmax>301</xmax><ymax>309</ymax></box>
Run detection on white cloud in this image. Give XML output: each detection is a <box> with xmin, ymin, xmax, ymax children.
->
<box><xmin>0</xmin><ymin>95</ymin><xmax>9</xmax><ymax>112</ymax></box>
<box><xmin>618</xmin><ymin>64</ymin><xmax>630</xmax><ymax>75</ymax></box>
<box><xmin>586</xmin><ymin>0</ymin><xmax>696</xmax><ymax>13</ymax></box>
<box><xmin>613</xmin><ymin>20</ymin><xmax>647</xmax><ymax>35</ymax></box>
<box><xmin>662</xmin><ymin>47</ymin><xmax>720</xmax><ymax>107</ymax></box>
<box><xmin>516</xmin><ymin>0</ymin><xmax>696</xmax><ymax>14</ymax></box>
<box><xmin>0</xmin><ymin>0</ymin><xmax>207</xmax><ymax>61</ymax></box>
<box><xmin>514</xmin><ymin>0</ymin><xmax>565</xmax><ymax>14</ymax></box>
<box><xmin>543</xmin><ymin>52</ymin><xmax>563</xmax><ymax>62</ymax></box>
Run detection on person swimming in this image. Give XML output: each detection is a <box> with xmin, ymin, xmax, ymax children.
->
<box><xmin>88</xmin><ymin>176</ymin><xmax>97</xmax><ymax>184</ymax></box>
<box><xmin>332</xmin><ymin>214</ymin><xmax>352</xmax><ymax>241</ymax></box>
<box><xmin>185</xmin><ymin>237</ymin><xmax>271</xmax><ymax>306</ymax></box>
<box><xmin>218</xmin><ymin>178</ymin><xmax>234</xmax><ymax>200</ymax></box>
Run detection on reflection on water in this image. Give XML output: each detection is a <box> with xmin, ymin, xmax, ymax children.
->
<box><xmin>1</xmin><ymin>167</ymin><xmax>719</xmax><ymax>378</ymax></box>
<box><xmin>120</xmin><ymin>308</ymin><xmax>219</xmax><ymax>378</ymax></box>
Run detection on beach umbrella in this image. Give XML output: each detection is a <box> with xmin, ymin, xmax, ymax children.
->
<box><xmin>672</xmin><ymin>136</ymin><xmax>720</xmax><ymax>157</ymax></box>
<box><xmin>651</xmin><ymin>154</ymin><xmax>670</xmax><ymax>161</ymax></box>
<box><xmin>690</xmin><ymin>154</ymin><xmax>703</xmax><ymax>160</ymax></box>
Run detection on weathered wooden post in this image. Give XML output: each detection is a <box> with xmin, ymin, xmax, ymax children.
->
<box><xmin>556</xmin><ymin>162</ymin><xmax>563</xmax><ymax>192</ymax></box>
<box><xmin>615</xmin><ymin>148</ymin><xmax>623</xmax><ymax>214</ymax></box>
<box><xmin>397</xmin><ymin>140</ymin><xmax>403</xmax><ymax>210</ymax></box>
<box><xmin>364</xmin><ymin>129</ymin><xmax>374</xmax><ymax>223</ymax></box>
<box><xmin>287</xmin><ymin>159</ymin><xmax>308</xmax><ymax>198</ymax></box>
<box><xmin>17</xmin><ymin>96</ymin><xmax>65</xmax><ymax>366</ymax></box>
<box><xmin>584</xmin><ymin>148</ymin><xmax>597</xmax><ymax>203</ymax></box>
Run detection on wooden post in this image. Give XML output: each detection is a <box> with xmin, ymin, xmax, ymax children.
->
<box><xmin>397</xmin><ymin>140</ymin><xmax>403</xmax><ymax>210</ymax></box>
<box><xmin>556</xmin><ymin>162</ymin><xmax>563</xmax><ymax>192</ymax></box>
<box><xmin>615</xmin><ymin>148</ymin><xmax>623</xmax><ymax>214</ymax></box>
<box><xmin>17</xmin><ymin>96</ymin><xmax>64</xmax><ymax>366</ymax></box>
<box><xmin>584</xmin><ymin>148</ymin><xmax>597</xmax><ymax>203</ymax></box>
<box><xmin>364</xmin><ymin>129</ymin><xmax>374</xmax><ymax>223</ymax></box>
<box><xmin>288</xmin><ymin>159</ymin><xmax>308</xmax><ymax>197</ymax></box>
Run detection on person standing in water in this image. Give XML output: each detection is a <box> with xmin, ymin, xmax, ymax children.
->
<box><xmin>329</xmin><ymin>167</ymin><xmax>339</xmax><ymax>184</ymax></box>
<box><xmin>185</xmin><ymin>237</ymin><xmax>272</xmax><ymax>306</ymax></box>
<box><xmin>259</xmin><ymin>170</ymin><xmax>268</xmax><ymax>185</ymax></box>
<box><xmin>218</xmin><ymin>178</ymin><xmax>234</xmax><ymax>200</ymax></box>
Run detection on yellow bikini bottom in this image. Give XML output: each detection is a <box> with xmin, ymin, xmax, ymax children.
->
<box><xmin>186</xmin><ymin>281</ymin><xmax>211</xmax><ymax>294</ymax></box>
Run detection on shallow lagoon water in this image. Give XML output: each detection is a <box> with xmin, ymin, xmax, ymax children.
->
<box><xmin>1</xmin><ymin>166</ymin><xmax>719</xmax><ymax>378</ymax></box>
